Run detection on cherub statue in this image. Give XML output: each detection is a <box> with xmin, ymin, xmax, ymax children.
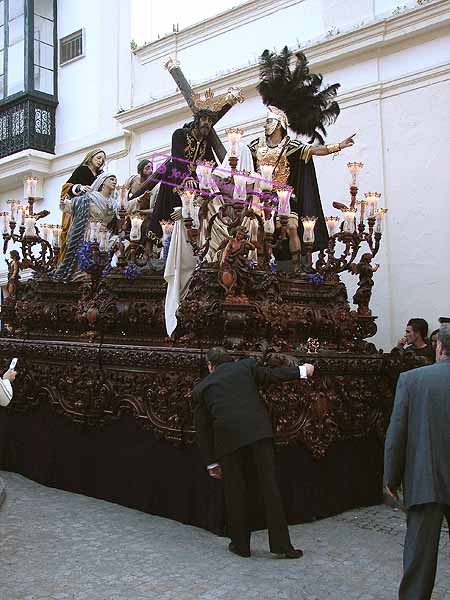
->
<box><xmin>6</xmin><ymin>250</ymin><xmax>21</xmax><ymax>300</ymax></box>
<box><xmin>217</xmin><ymin>226</ymin><xmax>256</xmax><ymax>299</ymax></box>
<box><xmin>349</xmin><ymin>252</ymin><xmax>380</xmax><ymax>315</ymax></box>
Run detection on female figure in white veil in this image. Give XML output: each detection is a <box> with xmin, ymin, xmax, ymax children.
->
<box><xmin>50</xmin><ymin>173</ymin><xmax>118</xmax><ymax>282</ymax></box>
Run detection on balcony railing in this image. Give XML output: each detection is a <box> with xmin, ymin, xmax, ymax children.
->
<box><xmin>0</xmin><ymin>96</ymin><xmax>56</xmax><ymax>159</ymax></box>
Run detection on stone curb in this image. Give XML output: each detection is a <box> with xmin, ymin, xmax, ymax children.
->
<box><xmin>0</xmin><ymin>475</ymin><xmax>6</xmax><ymax>507</ymax></box>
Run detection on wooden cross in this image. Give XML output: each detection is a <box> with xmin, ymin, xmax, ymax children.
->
<box><xmin>130</xmin><ymin>58</ymin><xmax>237</xmax><ymax>199</ymax></box>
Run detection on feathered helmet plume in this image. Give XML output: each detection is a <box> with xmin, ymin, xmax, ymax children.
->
<box><xmin>257</xmin><ymin>46</ymin><xmax>341</xmax><ymax>144</ymax></box>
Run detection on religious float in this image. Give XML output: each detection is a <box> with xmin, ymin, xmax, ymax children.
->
<box><xmin>0</xmin><ymin>50</ymin><xmax>419</xmax><ymax>534</ymax></box>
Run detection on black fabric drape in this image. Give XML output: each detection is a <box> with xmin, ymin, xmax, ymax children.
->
<box><xmin>289</xmin><ymin>156</ymin><xmax>329</xmax><ymax>253</ymax></box>
<box><xmin>0</xmin><ymin>404</ymin><xmax>383</xmax><ymax>535</ymax></box>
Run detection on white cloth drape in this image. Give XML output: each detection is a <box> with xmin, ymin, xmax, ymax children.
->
<box><xmin>0</xmin><ymin>378</ymin><xmax>13</xmax><ymax>407</ymax></box>
<box><xmin>213</xmin><ymin>143</ymin><xmax>254</xmax><ymax>178</ymax></box>
<box><xmin>164</xmin><ymin>219</ymin><xmax>197</xmax><ymax>337</ymax></box>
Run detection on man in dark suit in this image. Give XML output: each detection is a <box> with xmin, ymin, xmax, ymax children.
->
<box><xmin>385</xmin><ymin>324</ymin><xmax>450</xmax><ymax>599</ymax></box>
<box><xmin>192</xmin><ymin>347</ymin><xmax>314</xmax><ymax>559</ymax></box>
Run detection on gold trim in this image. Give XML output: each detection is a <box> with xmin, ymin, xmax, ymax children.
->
<box><xmin>326</xmin><ymin>143</ymin><xmax>341</xmax><ymax>154</ymax></box>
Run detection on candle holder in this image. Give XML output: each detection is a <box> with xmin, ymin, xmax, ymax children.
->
<box><xmin>356</xmin><ymin>199</ymin><xmax>367</xmax><ymax>234</ymax></box>
<box><xmin>226</xmin><ymin>127</ymin><xmax>244</xmax><ymax>171</ymax></box>
<box><xmin>301</xmin><ymin>216</ymin><xmax>317</xmax><ymax>272</ymax></box>
<box><xmin>347</xmin><ymin>162</ymin><xmax>363</xmax><ymax>208</ymax></box>
<box><xmin>365</xmin><ymin>192</ymin><xmax>381</xmax><ymax>219</ymax></box>
<box><xmin>259</xmin><ymin>163</ymin><xmax>274</xmax><ymax>192</ymax></box>
<box><xmin>276</xmin><ymin>185</ymin><xmax>292</xmax><ymax>218</ymax></box>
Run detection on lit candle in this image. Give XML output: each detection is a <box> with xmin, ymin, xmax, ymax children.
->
<box><xmin>24</xmin><ymin>215</ymin><xmax>37</xmax><ymax>237</ymax></box>
<box><xmin>357</xmin><ymin>199</ymin><xmax>367</xmax><ymax>224</ymax></box>
<box><xmin>233</xmin><ymin>171</ymin><xmax>249</xmax><ymax>201</ymax></box>
<box><xmin>89</xmin><ymin>222</ymin><xmax>96</xmax><ymax>242</ymax></box>
<box><xmin>119</xmin><ymin>185</ymin><xmax>127</xmax><ymax>210</ymax></box>
<box><xmin>181</xmin><ymin>190</ymin><xmax>195</xmax><ymax>219</ymax></box>
<box><xmin>226</xmin><ymin>127</ymin><xmax>244</xmax><ymax>158</ymax></box>
<box><xmin>41</xmin><ymin>224</ymin><xmax>48</xmax><ymax>241</ymax></box>
<box><xmin>276</xmin><ymin>186</ymin><xmax>293</xmax><ymax>217</ymax></box>
<box><xmin>301</xmin><ymin>216</ymin><xmax>317</xmax><ymax>243</ymax></box>
<box><xmin>20</xmin><ymin>205</ymin><xmax>26</xmax><ymax>226</ymax></box>
<box><xmin>259</xmin><ymin>163</ymin><xmax>274</xmax><ymax>192</ymax></box>
<box><xmin>364</xmin><ymin>192</ymin><xmax>381</xmax><ymax>218</ymax></box>
<box><xmin>347</xmin><ymin>162</ymin><xmax>364</xmax><ymax>187</ymax></box>
<box><xmin>99</xmin><ymin>227</ymin><xmax>108</xmax><ymax>251</ymax></box>
<box><xmin>342</xmin><ymin>208</ymin><xmax>357</xmax><ymax>233</ymax></box>
<box><xmin>130</xmin><ymin>215</ymin><xmax>144</xmax><ymax>240</ymax></box>
<box><xmin>374</xmin><ymin>208</ymin><xmax>388</xmax><ymax>233</ymax></box>
<box><xmin>191</xmin><ymin>200</ymin><xmax>201</xmax><ymax>229</ymax></box>
<box><xmin>9</xmin><ymin>201</ymin><xmax>17</xmax><ymax>223</ymax></box>
<box><xmin>53</xmin><ymin>225</ymin><xmax>62</xmax><ymax>248</ymax></box>
<box><xmin>264</xmin><ymin>212</ymin><xmax>275</xmax><ymax>234</ymax></box>
<box><xmin>25</xmin><ymin>176</ymin><xmax>38</xmax><ymax>198</ymax></box>
<box><xmin>325</xmin><ymin>216</ymin><xmax>340</xmax><ymax>236</ymax></box>
<box><xmin>2</xmin><ymin>212</ymin><xmax>8</xmax><ymax>233</ymax></box>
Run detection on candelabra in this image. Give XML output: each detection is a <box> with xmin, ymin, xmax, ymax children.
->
<box><xmin>2</xmin><ymin>189</ymin><xmax>56</xmax><ymax>273</ymax></box>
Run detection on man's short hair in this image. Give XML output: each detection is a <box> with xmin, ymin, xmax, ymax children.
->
<box><xmin>206</xmin><ymin>347</ymin><xmax>230</xmax><ymax>367</ymax></box>
<box><xmin>437</xmin><ymin>324</ymin><xmax>450</xmax><ymax>356</ymax></box>
<box><xmin>407</xmin><ymin>318</ymin><xmax>429</xmax><ymax>340</ymax></box>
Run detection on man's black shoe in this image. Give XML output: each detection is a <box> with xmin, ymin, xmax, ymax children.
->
<box><xmin>228</xmin><ymin>542</ymin><xmax>251</xmax><ymax>558</ymax></box>
<box><xmin>277</xmin><ymin>548</ymin><xmax>304</xmax><ymax>559</ymax></box>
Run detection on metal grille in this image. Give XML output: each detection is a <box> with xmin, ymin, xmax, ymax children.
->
<box><xmin>59</xmin><ymin>30</ymin><xmax>83</xmax><ymax>65</ymax></box>
<box><xmin>0</xmin><ymin>97</ymin><xmax>56</xmax><ymax>158</ymax></box>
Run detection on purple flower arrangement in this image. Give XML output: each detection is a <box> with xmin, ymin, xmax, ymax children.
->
<box><xmin>307</xmin><ymin>272</ymin><xmax>325</xmax><ymax>286</ymax></box>
<box><xmin>77</xmin><ymin>241</ymin><xmax>97</xmax><ymax>272</ymax></box>
<box><xmin>122</xmin><ymin>263</ymin><xmax>143</xmax><ymax>280</ymax></box>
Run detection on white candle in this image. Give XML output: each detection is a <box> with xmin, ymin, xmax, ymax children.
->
<box><xmin>99</xmin><ymin>227</ymin><xmax>108</xmax><ymax>251</ymax></box>
<box><xmin>25</xmin><ymin>176</ymin><xmax>38</xmax><ymax>198</ymax></box>
<box><xmin>259</xmin><ymin>164</ymin><xmax>274</xmax><ymax>192</ymax></box>
<box><xmin>264</xmin><ymin>212</ymin><xmax>275</xmax><ymax>234</ymax></box>
<box><xmin>342</xmin><ymin>208</ymin><xmax>357</xmax><ymax>233</ymax></box>
<box><xmin>374</xmin><ymin>208</ymin><xmax>388</xmax><ymax>233</ymax></box>
<box><xmin>41</xmin><ymin>224</ymin><xmax>48</xmax><ymax>241</ymax></box>
<box><xmin>226</xmin><ymin>127</ymin><xmax>244</xmax><ymax>158</ymax></box>
<box><xmin>24</xmin><ymin>216</ymin><xmax>36</xmax><ymax>237</ymax></box>
<box><xmin>2</xmin><ymin>212</ymin><xmax>8</xmax><ymax>233</ymax></box>
<box><xmin>302</xmin><ymin>216</ymin><xmax>317</xmax><ymax>243</ymax></box>
<box><xmin>233</xmin><ymin>172</ymin><xmax>248</xmax><ymax>201</ymax></box>
<box><xmin>276</xmin><ymin>186</ymin><xmax>292</xmax><ymax>217</ymax></box>
<box><xmin>9</xmin><ymin>203</ymin><xmax>17</xmax><ymax>223</ymax></box>
<box><xmin>325</xmin><ymin>216</ymin><xmax>340</xmax><ymax>236</ymax></box>
<box><xmin>53</xmin><ymin>226</ymin><xmax>61</xmax><ymax>248</ymax></box>
<box><xmin>347</xmin><ymin>162</ymin><xmax>364</xmax><ymax>187</ymax></box>
<box><xmin>119</xmin><ymin>185</ymin><xmax>127</xmax><ymax>210</ymax></box>
<box><xmin>181</xmin><ymin>190</ymin><xmax>195</xmax><ymax>219</ymax></box>
<box><xmin>130</xmin><ymin>215</ymin><xmax>143</xmax><ymax>240</ymax></box>
<box><xmin>365</xmin><ymin>192</ymin><xmax>381</xmax><ymax>219</ymax></box>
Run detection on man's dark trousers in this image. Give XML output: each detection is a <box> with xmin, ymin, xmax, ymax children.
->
<box><xmin>399</xmin><ymin>503</ymin><xmax>450</xmax><ymax>600</ymax></box>
<box><xmin>220</xmin><ymin>437</ymin><xmax>292</xmax><ymax>555</ymax></box>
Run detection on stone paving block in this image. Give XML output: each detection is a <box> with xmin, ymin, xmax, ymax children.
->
<box><xmin>1</xmin><ymin>471</ymin><xmax>449</xmax><ymax>600</ymax></box>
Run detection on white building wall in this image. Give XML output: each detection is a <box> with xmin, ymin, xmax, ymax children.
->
<box><xmin>0</xmin><ymin>0</ymin><xmax>449</xmax><ymax>351</ymax></box>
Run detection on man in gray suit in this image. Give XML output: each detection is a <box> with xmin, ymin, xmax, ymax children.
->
<box><xmin>385</xmin><ymin>324</ymin><xmax>450</xmax><ymax>599</ymax></box>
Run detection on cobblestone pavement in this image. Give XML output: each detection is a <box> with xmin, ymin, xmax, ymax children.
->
<box><xmin>0</xmin><ymin>472</ymin><xmax>449</xmax><ymax>600</ymax></box>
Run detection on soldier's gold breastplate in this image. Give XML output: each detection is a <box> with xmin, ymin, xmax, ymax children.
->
<box><xmin>256</xmin><ymin>141</ymin><xmax>290</xmax><ymax>185</ymax></box>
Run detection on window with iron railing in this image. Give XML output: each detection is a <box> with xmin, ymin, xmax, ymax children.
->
<box><xmin>0</xmin><ymin>0</ymin><xmax>57</xmax><ymax>158</ymax></box>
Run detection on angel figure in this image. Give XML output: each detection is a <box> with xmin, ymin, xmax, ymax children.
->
<box><xmin>349</xmin><ymin>253</ymin><xmax>380</xmax><ymax>315</ymax></box>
